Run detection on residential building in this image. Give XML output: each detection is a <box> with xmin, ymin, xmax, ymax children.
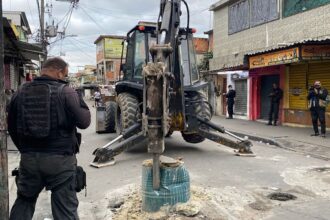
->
<box><xmin>2</xmin><ymin>13</ymin><xmax>43</xmax><ymax>91</ymax></box>
<box><xmin>210</xmin><ymin>0</ymin><xmax>330</xmax><ymax>127</ymax></box>
<box><xmin>77</xmin><ymin>65</ymin><xmax>97</xmax><ymax>85</ymax></box>
<box><xmin>3</xmin><ymin>11</ymin><xmax>31</xmax><ymax>42</ymax></box>
<box><xmin>193</xmin><ymin>37</ymin><xmax>209</xmax><ymax>65</ymax></box>
<box><xmin>94</xmin><ymin>35</ymin><xmax>126</xmax><ymax>85</ymax></box>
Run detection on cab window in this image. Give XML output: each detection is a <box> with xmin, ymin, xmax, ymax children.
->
<box><xmin>134</xmin><ymin>31</ymin><xmax>146</xmax><ymax>79</ymax></box>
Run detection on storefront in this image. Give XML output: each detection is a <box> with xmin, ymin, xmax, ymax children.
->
<box><xmin>208</xmin><ymin>73</ymin><xmax>227</xmax><ymax>116</ymax></box>
<box><xmin>248</xmin><ymin>43</ymin><xmax>330</xmax><ymax>127</ymax></box>
<box><xmin>248</xmin><ymin>47</ymin><xmax>296</xmax><ymax>121</ymax></box>
<box><xmin>213</xmin><ymin>71</ymin><xmax>249</xmax><ymax>118</ymax></box>
<box><xmin>286</xmin><ymin>45</ymin><xmax>330</xmax><ymax>127</ymax></box>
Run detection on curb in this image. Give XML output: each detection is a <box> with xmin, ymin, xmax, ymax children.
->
<box><xmin>229</xmin><ymin>130</ymin><xmax>330</xmax><ymax>161</ymax></box>
<box><xmin>229</xmin><ymin>130</ymin><xmax>282</xmax><ymax>147</ymax></box>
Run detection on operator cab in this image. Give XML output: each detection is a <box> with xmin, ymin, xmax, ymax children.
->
<box><xmin>119</xmin><ymin>21</ymin><xmax>200</xmax><ymax>88</ymax></box>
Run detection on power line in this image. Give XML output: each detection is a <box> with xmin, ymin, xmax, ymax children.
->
<box><xmin>56</xmin><ymin>2</ymin><xmax>73</xmax><ymax>25</ymax></box>
<box><xmin>27</xmin><ymin>0</ymin><xmax>38</xmax><ymax>30</ymax></box>
<box><xmin>79</xmin><ymin>5</ymin><xmax>105</xmax><ymax>33</ymax></box>
<box><xmin>36</xmin><ymin>0</ymin><xmax>41</xmax><ymax>30</ymax></box>
<box><xmin>66</xmin><ymin>37</ymin><xmax>95</xmax><ymax>60</ymax></box>
<box><xmin>70</xmin><ymin>37</ymin><xmax>93</xmax><ymax>46</ymax></box>
<box><xmin>80</xmin><ymin>2</ymin><xmax>156</xmax><ymax>17</ymax></box>
<box><xmin>61</xmin><ymin>4</ymin><xmax>74</xmax><ymax>33</ymax></box>
<box><xmin>83</xmin><ymin>4</ymin><xmax>158</xmax><ymax>20</ymax></box>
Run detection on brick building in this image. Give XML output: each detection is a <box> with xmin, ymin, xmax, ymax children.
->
<box><xmin>94</xmin><ymin>35</ymin><xmax>126</xmax><ymax>85</ymax></box>
<box><xmin>193</xmin><ymin>37</ymin><xmax>209</xmax><ymax>65</ymax></box>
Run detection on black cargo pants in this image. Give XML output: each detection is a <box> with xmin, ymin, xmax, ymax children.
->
<box><xmin>311</xmin><ymin>107</ymin><xmax>326</xmax><ymax>135</ymax></box>
<box><xmin>10</xmin><ymin>153</ymin><xmax>78</xmax><ymax>220</ymax></box>
<box><xmin>268</xmin><ymin>102</ymin><xmax>280</xmax><ymax>123</ymax></box>
<box><xmin>227</xmin><ymin>101</ymin><xmax>234</xmax><ymax>118</ymax></box>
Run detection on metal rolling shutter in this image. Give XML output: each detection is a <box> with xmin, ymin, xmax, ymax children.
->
<box><xmin>289</xmin><ymin>64</ymin><xmax>308</xmax><ymax>110</ymax></box>
<box><xmin>308</xmin><ymin>62</ymin><xmax>330</xmax><ymax>112</ymax></box>
<box><xmin>234</xmin><ymin>79</ymin><xmax>247</xmax><ymax>115</ymax></box>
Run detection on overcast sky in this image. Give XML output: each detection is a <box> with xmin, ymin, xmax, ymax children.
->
<box><xmin>3</xmin><ymin>0</ymin><xmax>217</xmax><ymax>72</ymax></box>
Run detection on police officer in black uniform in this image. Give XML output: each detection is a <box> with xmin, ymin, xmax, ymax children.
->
<box><xmin>225</xmin><ymin>85</ymin><xmax>236</xmax><ymax>119</ymax></box>
<box><xmin>267</xmin><ymin>83</ymin><xmax>283</xmax><ymax>126</ymax></box>
<box><xmin>8</xmin><ymin>57</ymin><xmax>91</xmax><ymax>220</ymax></box>
<box><xmin>308</xmin><ymin>80</ymin><xmax>328</xmax><ymax>138</ymax></box>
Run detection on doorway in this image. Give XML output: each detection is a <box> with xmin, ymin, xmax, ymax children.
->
<box><xmin>234</xmin><ymin>79</ymin><xmax>247</xmax><ymax>115</ymax></box>
<box><xmin>260</xmin><ymin>75</ymin><xmax>279</xmax><ymax>120</ymax></box>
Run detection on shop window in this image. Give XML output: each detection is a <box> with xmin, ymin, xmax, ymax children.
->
<box><xmin>283</xmin><ymin>0</ymin><xmax>330</xmax><ymax>17</ymax></box>
<box><xmin>250</xmin><ymin>0</ymin><xmax>279</xmax><ymax>27</ymax></box>
<box><xmin>228</xmin><ymin>0</ymin><xmax>250</xmax><ymax>34</ymax></box>
<box><xmin>228</xmin><ymin>0</ymin><xmax>279</xmax><ymax>34</ymax></box>
<box><xmin>106</xmin><ymin>61</ymin><xmax>114</xmax><ymax>72</ymax></box>
<box><xmin>134</xmin><ymin>31</ymin><xmax>146</xmax><ymax>79</ymax></box>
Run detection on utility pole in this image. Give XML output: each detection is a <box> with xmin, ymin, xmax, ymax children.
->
<box><xmin>0</xmin><ymin>0</ymin><xmax>9</xmax><ymax>218</ymax></box>
<box><xmin>40</xmin><ymin>0</ymin><xmax>47</xmax><ymax>62</ymax></box>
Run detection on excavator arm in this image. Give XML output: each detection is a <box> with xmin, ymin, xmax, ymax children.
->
<box><xmin>91</xmin><ymin>0</ymin><xmax>254</xmax><ymax>189</ymax></box>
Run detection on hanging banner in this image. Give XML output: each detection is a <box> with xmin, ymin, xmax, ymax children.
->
<box><xmin>249</xmin><ymin>47</ymin><xmax>300</xmax><ymax>69</ymax></box>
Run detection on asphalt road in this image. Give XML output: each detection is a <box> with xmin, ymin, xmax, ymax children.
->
<box><xmin>8</xmin><ymin>102</ymin><xmax>330</xmax><ymax>219</ymax></box>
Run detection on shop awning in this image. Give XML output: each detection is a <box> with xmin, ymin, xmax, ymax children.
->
<box><xmin>246</xmin><ymin>37</ymin><xmax>330</xmax><ymax>56</ymax></box>
<box><xmin>15</xmin><ymin>41</ymin><xmax>44</xmax><ymax>61</ymax></box>
<box><xmin>3</xmin><ymin>17</ymin><xmax>44</xmax><ymax>62</ymax></box>
<box><xmin>247</xmin><ymin>37</ymin><xmax>330</xmax><ymax>69</ymax></box>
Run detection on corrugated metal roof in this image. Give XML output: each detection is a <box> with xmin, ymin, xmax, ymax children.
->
<box><xmin>246</xmin><ymin>37</ymin><xmax>330</xmax><ymax>56</ymax></box>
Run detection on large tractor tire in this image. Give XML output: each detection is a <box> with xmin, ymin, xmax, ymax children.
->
<box><xmin>104</xmin><ymin>101</ymin><xmax>117</xmax><ymax>133</ymax></box>
<box><xmin>115</xmin><ymin>93</ymin><xmax>141</xmax><ymax>135</ymax></box>
<box><xmin>182</xmin><ymin>92</ymin><xmax>212</xmax><ymax>144</ymax></box>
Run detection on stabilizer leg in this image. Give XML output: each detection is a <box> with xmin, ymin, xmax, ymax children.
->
<box><xmin>90</xmin><ymin>123</ymin><xmax>143</xmax><ymax>168</ymax></box>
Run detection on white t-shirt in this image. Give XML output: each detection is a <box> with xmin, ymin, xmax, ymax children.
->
<box><xmin>94</xmin><ymin>91</ymin><xmax>101</xmax><ymax>99</ymax></box>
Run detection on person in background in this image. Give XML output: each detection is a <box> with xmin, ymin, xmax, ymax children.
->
<box><xmin>224</xmin><ymin>85</ymin><xmax>236</xmax><ymax>119</ymax></box>
<box><xmin>307</xmin><ymin>80</ymin><xmax>328</xmax><ymax>138</ymax></box>
<box><xmin>267</xmin><ymin>83</ymin><xmax>283</xmax><ymax>126</ymax></box>
<box><xmin>94</xmin><ymin>89</ymin><xmax>101</xmax><ymax>107</ymax></box>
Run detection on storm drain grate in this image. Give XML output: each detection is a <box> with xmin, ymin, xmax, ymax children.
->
<box><xmin>267</xmin><ymin>192</ymin><xmax>297</xmax><ymax>201</ymax></box>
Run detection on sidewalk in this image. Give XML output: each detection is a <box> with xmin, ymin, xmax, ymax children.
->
<box><xmin>212</xmin><ymin>116</ymin><xmax>330</xmax><ymax>161</ymax></box>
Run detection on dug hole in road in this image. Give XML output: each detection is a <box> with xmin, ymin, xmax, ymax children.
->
<box><xmin>8</xmin><ymin>101</ymin><xmax>330</xmax><ymax>220</ymax></box>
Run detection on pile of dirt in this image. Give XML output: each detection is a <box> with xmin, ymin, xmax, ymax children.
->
<box><xmin>108</xmin><ymin>186</ymin><xmax>272</xmax><ymax>220</ymax></box>
<box><xmin>111</xmin><ymin>186</ymin><xmax>209</xmax><ymax>220</ymax></box>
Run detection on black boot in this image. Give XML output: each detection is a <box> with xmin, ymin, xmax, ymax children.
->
<box><xmin>267</xmin><ymin>121</ymin><xmax>272</xmax><ymax>125</ymax></box>
<box><xmin>273</xmin><ymin>121</ymin><xmax>277</xmax><ymax>126</ymax></box>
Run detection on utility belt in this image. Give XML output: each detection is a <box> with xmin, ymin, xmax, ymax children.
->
<box><xmin>12</xmin><ymin>165</ymin><xmax>87</xmax><ymax>195</ymax></box>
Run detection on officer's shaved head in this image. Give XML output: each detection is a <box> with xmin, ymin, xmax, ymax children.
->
<box><xmin>42</xmin><ymin>57</ymin><xmax>68</xmax><ymax>71</ymax></box>
<box><xmin>41</xmin><ymin>57</ymin><xmax>69</xmax><ymax>80</ymax></box>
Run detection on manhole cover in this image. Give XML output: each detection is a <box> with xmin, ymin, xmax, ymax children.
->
<box><xmin>267</xmin><ymin>192</ymin><xmax>297</xmax><ymax>201</ymax></box>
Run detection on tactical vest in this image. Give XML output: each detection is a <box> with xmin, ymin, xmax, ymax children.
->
<box><xmin>16</xmin><ymin>79</ymin><xmax>75</xmax><ymax>153</ymax></box>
